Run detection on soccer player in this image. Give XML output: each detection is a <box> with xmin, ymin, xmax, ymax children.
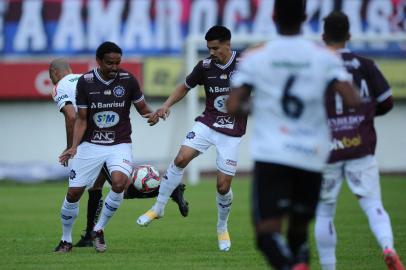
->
<box><xmin>50</xmin><ymin>58</ymin><xmax>189</xmax><ymax>251</ymax></box>
<box><xmin>314</xmin><ymin>11</ymin><xmax>405</xmax><ymax>270</ymax></box>
<box><xmin>137</xmin><ymin>25</ymin><xmax>246</xmax><ymax>252</ymax></box>
<box><xmin>228</xmin><ymin>0</ymin><xmax>360</xmax><ymax>269</ymax></box>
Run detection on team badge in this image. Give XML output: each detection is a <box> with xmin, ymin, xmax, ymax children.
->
<box><xmin>69</xmin><ymin>169</ymin><xmax>76</xmax><ymax>180</ymax></box>
<box><xmin>113</xmin><ymin>86</ymin><xmax>125</xmax><ymax>97</ymax></box>
<box><xmin>186</xmin><ymin>131</ymin><xmax>195</xmax><ymax>139</ymax></box>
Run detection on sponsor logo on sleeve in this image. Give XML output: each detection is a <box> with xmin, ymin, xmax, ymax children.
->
<box><xmin>113</xmin><ymin>85</ymin><xmax>125</xmax><ymax>97</ymax></box>
<box><xmin>93</xmin><ymin>111</ymin><xmax>120</xmax><ymax>128</ymax></box>
<box><xmin>84</xmin><ymin>73</ymin><xmax>94</xmax><ymax>82</ymax></box>
<box><xmin>56</xmin><ymin>94</ymin><xmax>68</xmax><ymax>102</ymax></box>
<box><xmin>91</xmin><ymin>130</ymin><xmax>115</xmax><ymax>144</ymax></box>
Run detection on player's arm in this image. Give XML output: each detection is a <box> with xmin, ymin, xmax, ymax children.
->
<box><xmin>134</xmin><ymin>99</ymin><xmax>159</xmax><ymax>126</ymax></box>
<box><xmin>227</xmin><ymin>84</ymin><xmax>252</xmax><ymax>116</ymax></box>
<box><xmin>369</xmin><ymin>61</ymin><xmax>394</xmax><ymax>116</ymax></box>
<box><xmin>61</xmin><ymin>103</ymin><xmax>76</xmax><ymax>149</ymax></box>
<box><xmin>155</xmin><ymin>84</ymin><xmax>189</xmax><ymax>120</ymax></box>
<box><xmin>330</xmin><ymin>80</ymin><xmax>361</xmax><ymax>108</ymax></box>
<box><xmin>375</xmin><ymin>96</ymin><xmax>393</xmax><ymax>116</ymax></box>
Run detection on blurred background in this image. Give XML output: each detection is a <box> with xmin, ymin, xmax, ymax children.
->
<box><xmin>0</xmin><ymin>0</ymin><xmax>405</xmax><ymax>183</ymax></box>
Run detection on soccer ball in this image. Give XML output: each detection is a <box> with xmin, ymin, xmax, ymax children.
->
<box><xmin>132</xmin><ymin>165</ymin><xmax>161</xmax><ymax>193</ymax></box>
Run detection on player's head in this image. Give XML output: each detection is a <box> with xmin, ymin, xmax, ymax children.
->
<box><xmin>273</xmin><ymin>0</ymin><xmax>306</xmax><ymax>34</ymax></box>
<box><xmin>323</xmin><ymin>11</ymin><xmax>350</xmax><ymax>45</ymax></box>
<box><xmin>96</xmin><ymin>41</ymin><xmax>122</xmax><ymax>79</ymax></box>
<box><xmin>49</xmin><ymin>58</ymin><xmax>72</xmax><ymax>85</ymax></box>
<box><xmin>205</xmin><ymin>25</ymin><xmax>232</xmax><ymax>65</ymax></box>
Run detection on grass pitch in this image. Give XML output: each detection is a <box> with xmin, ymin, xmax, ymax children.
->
<box><xmin>0</xmin><ymin>176</ymin><xmax>405</xmax><ymax>270</ymax></box>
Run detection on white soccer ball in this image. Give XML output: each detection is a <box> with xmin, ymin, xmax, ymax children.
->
<box><xmin>132</xmin><ymin>165</ymin><xmax>161</xmax><ymax>193</ymax></box>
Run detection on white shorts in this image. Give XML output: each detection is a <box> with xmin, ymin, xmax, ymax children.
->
<box><xmin>182</xmin><ymin>122</ymin><xmax>241</xmax><ymax>176</ymax></box>
<box><xmin>319</xmin><ymin>155</ymin><xmax>381</xmax><ymax>203</ymax></box>
<box><xmin>68</xmin><ymin>142</ymin><xmax>133</xmax><ymax>188</ymax></box>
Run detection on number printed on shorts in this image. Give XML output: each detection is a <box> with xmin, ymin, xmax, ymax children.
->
<box><xmin>281</xmin><ymin>75</ymin><xmax>304</xmax><ymax>118</ymax></box>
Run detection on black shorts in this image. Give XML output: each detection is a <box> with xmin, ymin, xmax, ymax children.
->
<box><xmin>252</xmin><ymin>161</ymin><xmax>322</xmax><ymax>224</ymax></box>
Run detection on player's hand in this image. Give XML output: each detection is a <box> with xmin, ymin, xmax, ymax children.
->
<box><xmin>156</xmin><ymin>106</ymin><xmax>170</xmax><ymax>120</ymax></box>
<box><xmin>142</xmin><ymin>112</ymin><xmax>159</xmax><ymax>126</ymax></box>
<box><xmin>59</xmin><ymin>147</ymin><xmax>77</xmax><ymax>166</ymax></box>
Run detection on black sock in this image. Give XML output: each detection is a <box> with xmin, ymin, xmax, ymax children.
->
<box><xmin>256</xmin><ymin>233</ymin><xmax>293</xmax><ymax>270</ymax></box>
<box><xmin>86</xmin><ymin>189</ymin><xmax>103</xmax><ymax>233</ymax></box>
<box><xmin>287</xmin><ymin>217</ymin><xmax>310</xmax><ymax>264</ymax></box>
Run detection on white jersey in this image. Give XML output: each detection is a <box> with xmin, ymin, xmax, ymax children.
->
<box><xmin>51</xmin><ymin>73</ymin><xmax>81</xmax><ymax>111</ymax></box>
<box><xmin>232</xmin><ymin>36</ymin><xmax>349</xmax><ymax>172</ymax></box>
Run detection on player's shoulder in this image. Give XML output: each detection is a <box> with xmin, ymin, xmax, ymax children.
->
<box><xmin>199</xmin><ymin>57</ymin><xmax>213</xmax><ymax>69</ymax></box>
<box><xmin>79</xmin><ymin>70</ymin><xmax>96</xmax><ymax>84</ymax></box>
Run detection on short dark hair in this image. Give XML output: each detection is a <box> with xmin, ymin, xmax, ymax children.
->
<box><xmin>323</xmin><ymin>11</ymin><xmax>350</xmax><ymax>43</ymax></box>
<box><xmin>205</xmin><ymin>25</ymin><xmax>231</xmax><ymax>42</ymax></box>
<box><xmin>96</xmin><ymin>41</ymin><xmax>122</xmax><ymax>59</ymax></box>
<box><xmin>274</xmin><ymin>0</ymin><xmax>306</xmax><ymax>28</ymax></box>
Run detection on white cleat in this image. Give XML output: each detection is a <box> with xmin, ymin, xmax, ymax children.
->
<box><xmin>218</xmin><ymin>231</ymin><xmax>231</xmax><ymax>252</ymax></box>
<box><xmin>137</xmin><ymin>208</ymin><xmax>163</xmax><ymax>227</ymax></box>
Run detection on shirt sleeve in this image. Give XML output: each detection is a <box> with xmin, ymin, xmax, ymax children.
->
<box><xmin>368</xmin><ymin>61</ymin><xmax>392</xmax><ymax>103</ymax></box>
<box><xmin>185</xmin><ymin>61</ymin><xmax>204</xmax><ymax>89</ymax></box>
<box><xmin>130</xmin><ymin>75</ymin><xmax>144</xmax><ymax>104</ymax></box>
<box><xmin>52</xmin><ymin>81</ymin><xmax>74</xmax><ymax>111</ymax></box>
<box><xmin>76</xmin><ymin>76</ymin><xmax>88</xmax><ymax>109</ymax></box>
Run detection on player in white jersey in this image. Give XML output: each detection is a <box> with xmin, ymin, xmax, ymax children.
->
<box><xmin>314</xmin><ymin>11</ymin><xmax>404</xmax><ymax>270</ymax></box>
<box><xmin>228</xmin><ymin>0</ymin><xmax>360</xmax><ymax>269</ymax></box>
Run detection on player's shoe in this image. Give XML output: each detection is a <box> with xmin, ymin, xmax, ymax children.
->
<box><xmin>170</xmin><ymin>183</ymin><xmax>189</xmax><ymax>217</ymax></box>
<box><xmin>91</xmin><ymin>230</ymin><xmax>106</xmax><ymax>253</ymax></box>
<box><xmin>384</xmin><ymin>248</ymin><xmax>405</xmax><ymax>270</ymax></box>
<box><xmin>137</xmin><ymin>208</ymin><xmax>163</xmax><ymax>227</ymax></box>
<box><xmin>291</xmin><ymin>263</ymin><xmax>310</xmax><ymax>270</ymax></box>
<box><xmin>54</xmin><ymin>240</ymin><xmax>72</xmax><ymax>253</ymax></box>
<box><xmin>217</xmin><ymin>230</ymin><xmax>231</xmax><ymax>251</ymax></box>
<box><xmin>73</xmin><ymin>231</ymin><xmax>93</xmax><ymax>247</ymax></box>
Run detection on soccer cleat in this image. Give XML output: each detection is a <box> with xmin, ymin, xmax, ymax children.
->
<box><xmin>291</xmin><ymin>263</ymin><xmax>310</xmax><ymax>270</ymax></box>
<box><xmin>137</xmin><ymin>208</ymin><xmax>163</xmax><ymax>227</ymax></box>
<box><xmin>54</xmin><ymin>240</ymin><xmax>72</xmax><ymax>253</ymax></box>
<box><xmin>91</xmin><ymin>230</ymin><xmax>106</xmax><ymax>253</ymax></box>
<box><xmin>217</xmin><ymin>230</ymin><xmax>231</xmax><ymax>251</ymax></box>
<box><xmin>170</xmin><ymin>183</ymin><xmax>189</xmax><ymax>217</ymax></box>
<box><xmin>384</xmin><ymin>248</ymin><xmax>405</xmax><ymax>270</ymax></box>
<box><xmin>73</xmin><ymin>231</ymin><xmax>93</xmax><ymax>247</ymax></box>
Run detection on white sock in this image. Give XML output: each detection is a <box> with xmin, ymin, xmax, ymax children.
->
<box><xmin>315</xmin><ymin>202</ymin><xmax>337</xmax><ymax>270</ymax></box>
<box><xmin>60</xmin><ymin>197</ymin><xmax>79</xmax><ymax>243</ymax></box>
<box><xmin>154</xmin><ymin>161</ymin><xmax>184</xmax><ymax>213</ymax></box>
<box><xmin>216</xmin><ymin>189</ymin><xmax>233</xmax><ymax>232</ymax></box>
<box><xmin>93</xmin><ymin>190</ymin><xmax>123</xmax><ymax>232</ymax></box>
<box><xmin>359</xmin><ymin>197</ymin><xmax>394</xmax><ymax>250</ymax></box>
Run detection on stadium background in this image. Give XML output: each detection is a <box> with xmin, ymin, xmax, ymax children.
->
<box><xmin>0</xmin><ymin>0</ymin><xmax>405</xmax><ymax>182</ymax></box>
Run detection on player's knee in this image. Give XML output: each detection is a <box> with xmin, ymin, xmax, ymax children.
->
<box><xmin>216</xmin><ymin>182</ymin><xmax>230</xmax><ymax>195</ymax></box>
<box><xmin>66</xmin><ymin>190</ymin><xmax>81</xmax><ymax>203</ymax></box>
<box><xmin>316</xmin><ymin>201</ymin><xmax>336</xmax><ymax>218</ymax></box>
<box><xmin>174</xmin><ymin>155</ymin><xmax>189</xmax><ymax>168</ymax></box>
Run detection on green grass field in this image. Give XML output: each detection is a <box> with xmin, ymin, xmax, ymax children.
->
<box><xmin>0</xmin><ymin>176</ymin><xmax>405</xmax><ymax>270</ymax></box>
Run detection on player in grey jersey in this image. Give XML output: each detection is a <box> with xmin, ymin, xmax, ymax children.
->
<box><xmin>138</xmin><ymin>25</ymin><xmax>246</xmax><ymax>252</ymax></box>
<box><xmin>314</xmin><ymin>11</ymin><xmax>404</xmax><ymax>270</ymax></box>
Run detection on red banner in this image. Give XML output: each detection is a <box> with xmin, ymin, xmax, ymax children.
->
<box><xmin>0</xmin><ymin>61</ymin><xmax>143</xmax><ymax>100</ymax></box>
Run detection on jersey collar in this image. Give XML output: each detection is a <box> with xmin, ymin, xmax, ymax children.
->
<box><xmin>94</xmin><ymin>68</ymin><xmax>116</xmax><ymax>85</ymax></box>
<box><xmin>214</xmin><ymin>51</ymin><xmax>236</xmax><ymax>70</ymax></box>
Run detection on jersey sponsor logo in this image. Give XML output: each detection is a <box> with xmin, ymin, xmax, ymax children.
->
<box><xmin>203</xmin><ymin>59</ymin><xmax>211</xmax><ymax>68</ymax></box>
<box><xmin>56</xmin><ymin>94</ymin><xmax>68</xmax><ymax>102</ymax></box>
<box><xmin>285</xmin><ymin>143</ymin><xmax>318</xmax><ymax>156</ymax></box>
<box><xmin>68</xmin><ymin>77</ymin><xmax>80</xmax><ymax>83</ymax></box>
<box><xmin>113</xmin><ymin>85</ymin><xmax>125</xmax><ymax>97</ymax></box>
<box><xmin>186</xmin><ymin>131</ymin><xmax>195</xmax><ymax>139</ymax></box>
<box><xmin>90</xmin><ymin>101</ymin><xmax>125</xmax><ymax>109</ymax></box>
<box><xmin>93</xmin><ymin>111</ymin><xmax>120</xmax><ymax>128</ymax></box>
<box><xmin>328</xmin><ymin>115</ymin><xmax>365</xmax><ymax>131</ymax></box>
<box><xmin>209</xmin><ymin>86</ymin><xmax>230</xmax><ymax>93</ymax></box>
<box><xmin>214</xmin><ymin>95</ymin><xmax>229</xmax><ymax>113</ymax></box>
<box><xmin>331</xmin><ymin>135</ymin><xmax>362</xmax><ymax>150</ymax></box>
<box><xmin>91</xmin><ymin>130</ymin><xmax>115</xmax><ymax>144</ymax></box>
<box><xmin>213</xmin><ymin>115</ymin><xmax>235</xmax><ymax>129</ymax></box>
<box><xmin>220</xmin><ymin>74</ymin><xmax>227</xmax><ymax>80</ymax></box>
<box><xmin>84</xmin><ymin>73</ymin><xmax>94</xmax><ymax>82</ymax></box>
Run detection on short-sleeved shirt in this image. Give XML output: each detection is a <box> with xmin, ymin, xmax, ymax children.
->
<box><xmin>76</xmin><ymin>68</ymin><xmax>144</xmax><ymax>145</ymax></box>
<box><xmin>232</xmin><ymin>36</ymin><xmax>350</xmax><ymax>172</ymax></box>
<box><xmin>51</xmin><ymin>73</ymin><xmax>81</xmax><ymax>111</ymax></box>
<box><xmin>185</xmin><ymin>51</ymin><xmax>247</xmax><ymax>137</ymax></box>
<box><xmin>326</xmin><ymin>49</ymin><xmax>392</xmax><ymax>163</ymax></box>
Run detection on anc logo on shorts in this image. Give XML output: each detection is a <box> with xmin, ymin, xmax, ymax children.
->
<box><xmin>186</xmin><ymin>131</ymin><xmax>195</xmax><ymax>139</ymax></box>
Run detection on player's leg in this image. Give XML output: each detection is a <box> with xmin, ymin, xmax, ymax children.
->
<box><xmin>137</xmin><ymin>123</ymin><xmax>210</xmax><ymax>226</ymax></box>
<box><xmin>288</xmin><ymin>167</ymin><xmax>322</xmax><ymax>268</ymax></box>
<box><xmin>55</xmin><ymin>143</ymin><xmax>105</xmax><ymax>252</ymax></box>
<box><xmin>91</xmin><ymin>143</ymin><xmax>133</xmax><ymax>252</ymax></box>
<box><xmin>314</xmin><ymin>162</ymin><xmax>345</xmax><ymax>270</ymax></box>
<box><xmin>214</xmin><ymin>132</ymin><xmax>241</xmax><ymax>251</ymax></box>
<box><xmin>346</xmin><ymin>155</ymin><xmax>405</xmax><ymax>269</ymax></box>
<box><xmin>253</xmin><ymin>162</ymin><xmax>294</xmax><ymax>269</ymax></box>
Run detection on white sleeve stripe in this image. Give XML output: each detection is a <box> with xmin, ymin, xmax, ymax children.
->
<box><xmin>377</xmin><ymin>89</ymin><xmax>392</xmax><ymax>102</ymax></box>
<box><xmin>184</xmin><ymin>81</ymin><xmax>192</xmax><ymax>89</ymax></box>
<box><xmin>133</xmin><ymin>95</ymin><xmax>145</xmax><ymax>103</ymax></box>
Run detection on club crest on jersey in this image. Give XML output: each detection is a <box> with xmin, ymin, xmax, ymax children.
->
<box><xmin>186</xmin><ymin>131</ymin><xmax>195</xmax><ymax>139</ymax></box>
<box><xmin>113</xmin><ymin>86</ymin><xmax>125</xmax><ymax>97</ymax></box>
<box><xmin>69</xmin><ymin>169</ymin><xmax>76</xmax><ymax>180</ymax></box>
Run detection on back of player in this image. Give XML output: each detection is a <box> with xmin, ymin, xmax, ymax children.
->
<box><xmin>314</xmin><ymin>11</ymin><xmax>405</xmax><ymax>270</ymax></box>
